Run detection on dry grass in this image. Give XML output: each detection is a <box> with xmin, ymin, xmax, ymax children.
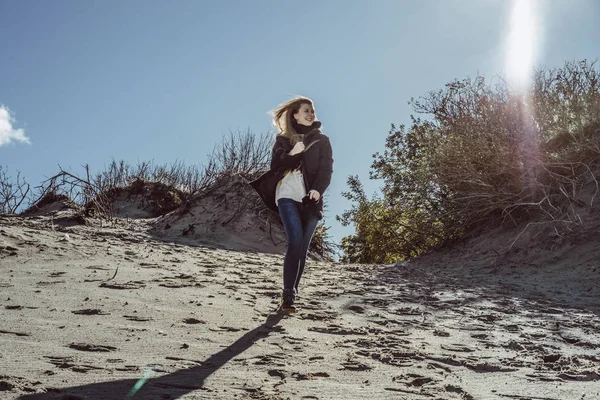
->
<box><xmin>3</xmin><ymin>129</ymin><xmax>335</xmax><ymax>259</ymax></box>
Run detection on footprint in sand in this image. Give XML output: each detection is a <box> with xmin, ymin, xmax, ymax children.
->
<box><xmin>267</xmin><ymin>369</ymin><xmax>286</xmax><ymax>379</ymax></box>
<box><xmin>99</xmin><ymin>281</ymin><xmax>145</xmax><ymax>289</ymax></box>
<box><xmin>393</xmin><ymin>373</ymin><xmax>435</xmax><ymax>387</ymax></box>
<box><xmin>208</xmin><ymin>326</ymin><xmax>249</xmax><ymax>332</ymax></box>
<box><xmin>68</xmin><ymin>343</ymin><xmax>117</xmax><ymax>352</ymax></box>
<box><xmin>340</xmin><ymin>361</ymin><xmax>372</xmax><ymax>371</ymax></box>
<box><xmin>44</xmin><ymin>356</ymin><xmax>105</xmax><ymax>373</ymax></box>
<box><xmin>445</xmin><ymin>385</ymin><xmax>475</xmax><ymax>400</ymax></box>
<box><xmin>291</xmin><ymin>371</ymin><xmax>330</xmax><ymax>380</ymax></box>
<box><xmin>183</xmin><ymin>318</ymin><xmax>206</xmax><ymax>324</ymax></box>
<box><xmin>0</xmin><ymin>329</ymin><xmax>30</xmax><ymax>337</ymax></box>
<box><xmin>346</xmin><ymin>305</ymin><xmax>365</xmax><ymax>314</ymax></box>
<box><xmin>440</xmin><ymin>343</ymin><xmax>476</xmax><ymax>353</ymax></box>
<box><xmin>71</xmin><ymin>308</ymin><xmax>110</xmax><ymax>315</ymax></box>
<box><xmin>308</xmin><ymin>325</ymin><xmax>368</xmax><ymax>336</ymax></box>
<box><xmin>253</xmin><ymin>353</ymin><xmax>288</xmax><ymax>366</ymax></box>
<box><xmin>299</xmin><ymin>311</ymin><xmax>338</xmax><ymax>321</ymax></box>
<box><xmin>124</xmin><ymin>315</ymin><xmax>153</xmax><ymax>322</ymax></box>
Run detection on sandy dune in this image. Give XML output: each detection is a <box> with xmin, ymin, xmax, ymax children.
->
<box><xmin>1</xmin><ymin>214</ymin><xmax>599</xmax><ymax>400</ymax></box>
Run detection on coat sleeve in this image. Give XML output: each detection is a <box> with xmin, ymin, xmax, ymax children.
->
<box><xmin>310</xmin><ymin>135</ymin><xmax>333</xmax><ymax>195</ymax></box>
<box><xmin>270</xmin><ymin>138</ymin><xmax>302</xmax><ymax>172</ymax></box>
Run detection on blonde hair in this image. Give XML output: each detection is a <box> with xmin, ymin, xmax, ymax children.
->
<box><xmin>269</xmin><ymin>96</ymin><xmax>314</xmax><ymax>145</ymax></box>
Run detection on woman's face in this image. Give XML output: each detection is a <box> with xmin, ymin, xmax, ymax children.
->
<box><xmin>293</xmin><ymin>103</ymin><xmax>316</xmax><ymax>127</ymax></box>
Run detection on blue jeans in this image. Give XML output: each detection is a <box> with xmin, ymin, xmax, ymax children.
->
<box><xmin>278</xmin><ymin>198</ymin><xmax>320</xmax><ymax>292</ymax></box>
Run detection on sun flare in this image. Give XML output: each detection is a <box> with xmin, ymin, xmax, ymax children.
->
<box><xmin>505</xmin><ymin>0</ymin><xmax>540</xmax><ymax>92</ymax></box>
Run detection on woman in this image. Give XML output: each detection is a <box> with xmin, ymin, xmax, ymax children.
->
<box><xmin>251</xmin><ymin>96</ymin><xmax>334</xmax><ymax>312</ymax></box>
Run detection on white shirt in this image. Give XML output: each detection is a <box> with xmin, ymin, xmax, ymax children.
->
<box><xmin>276</xmin><ymin>168</ymin><xmax>306</xmax><ymax>205</ymax></box>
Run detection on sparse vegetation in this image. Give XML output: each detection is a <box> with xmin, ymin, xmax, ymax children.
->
<box><xmin>2</xmin><ymin>129</ymin><xmax>335</xmax><ymax>257</ymax></box>
<box><xmin>0</xmin><ymin>166</ymin><xmax>30</xmax><ymax>214</ymax></box>
<box><xmin>21</xmin><ymin>129</ymin><xmax>272</xmax><ymax>218</ymax></box>
<box><xmin>339</xmin><ymin>59</ymin><xmax>600</xmax><ymax>263</ymax></box>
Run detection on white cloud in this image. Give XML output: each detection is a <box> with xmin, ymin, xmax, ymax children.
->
<box><xmin>0</xmin><ymin>105</ymin><xmax>31</xmax><ymax>146</ymax></box>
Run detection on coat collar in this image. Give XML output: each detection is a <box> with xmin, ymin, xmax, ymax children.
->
<box><xmin>275</xmin><ymin>129</ymin><xmax>321</xmax><ymax>146</ymax></box>
<box><xmin>303</xmin><ymin>128</ymin><xmax>321</xmax><ymax>144</ymax></box>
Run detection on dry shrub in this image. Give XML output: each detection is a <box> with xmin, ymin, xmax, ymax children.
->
<box><xmin>24</xmin><ymin>130</ymin><xmax>272</xmax><ymax>220</ymax></box>
<box><xmin>0</xmin><ymin>166</ymin><xmax>30</xmax><ymax>214</ymax></box>
<box><xmin>423</xmin><ymin>61</ymin><xmax>600</xmax><ymax>230</ymax></box>
<box><xmin>341</xmin><ymin>59</ymin><xmax>600</xmax><ymax>262</ymax></box>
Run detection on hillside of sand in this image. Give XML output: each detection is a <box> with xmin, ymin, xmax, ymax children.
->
<box><xmin>1</xmin><ymin>210</ymin><xmax>599</xmax><ymax>400</ymax></box>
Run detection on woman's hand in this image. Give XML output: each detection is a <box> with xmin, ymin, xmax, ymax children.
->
<box><xmin>289</xmin><ymin>142</ymin><xmax>305</xmax><ymax>155</ymax></box>
<box><xmin>308</xmin><ymin>190</ymin><xmax>320</xmax><ymax>201</ymax></box>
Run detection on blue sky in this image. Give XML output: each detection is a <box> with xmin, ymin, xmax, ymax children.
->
<box><xmin>1</xmin><ymin>0</ymin><xmax>599</xmax><ymax>245</ymax></box>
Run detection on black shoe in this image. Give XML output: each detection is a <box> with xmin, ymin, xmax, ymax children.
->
<box><xmin>280</xmin><ymin>288</ymin><xmax>296</xmax><ymax>313</ymax></box>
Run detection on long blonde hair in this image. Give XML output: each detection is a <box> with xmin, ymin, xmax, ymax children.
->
<box><xmin>269</xmin><ymin>96</ymin><xmax>315</xmax><ymax>145</ymax></box>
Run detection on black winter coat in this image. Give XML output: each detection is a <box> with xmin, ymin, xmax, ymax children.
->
<box><xmin>250</xmin><ymin>128</ymin><xmax>333</xmax><ymax>218</ymax></box>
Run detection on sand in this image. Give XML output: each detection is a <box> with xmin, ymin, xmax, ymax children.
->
<box><xmin>1</xmin><ymin>214</ymin><xmax>599</xmax><ymax>400</ymax></box>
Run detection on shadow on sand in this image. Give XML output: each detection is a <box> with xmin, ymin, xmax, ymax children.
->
<box><xmin>373</xmin><ymin>250</ymin><xmax>600</xmax><ymax>318</ymax></box>
<box><xmin>18</xmin><ymin>312</ymin><xmax>285</xmax><ymax>400</ymax></box>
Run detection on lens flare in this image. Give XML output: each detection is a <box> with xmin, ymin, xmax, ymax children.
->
<box><xmin>503</xmin><ymin>0</ymin><xmax>545</xmax><ymax>190</ymax></box>
<box><xmin>126</xmin><ymin>366</ymin><xmax>156</xmax><ymax>398</ymax></box>
<box><xmin>504</xmin><ymin>0</ymin><xmax>540</xmax><ymax>92</ymax></box>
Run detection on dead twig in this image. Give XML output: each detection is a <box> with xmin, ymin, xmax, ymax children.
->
<box><xmin>106</xmin><ymin>267</ymin><xmax>119</xmax><ymax>281</ymax></box>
